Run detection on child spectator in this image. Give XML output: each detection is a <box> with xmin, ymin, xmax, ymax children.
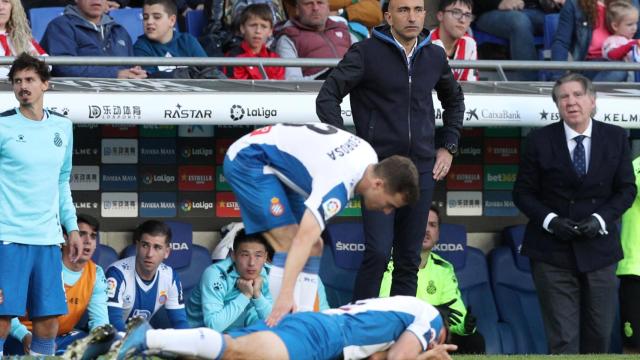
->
<box><xmin>430</xmin><ymin>0</ymin><xmax>477</xmax><ymax>81</ymax></box>
<box><xmin>602</xmin><ymin>1</ymin><xmax>640</xmax><ymax>63</ymax></box>
<box><xmin>134</xmin><ymin>0</ymin><xmax>218</xmax><ymax>78</ymax></box>
<box><xmin>0</xmin><ymin>0</ymin><xmax>47</xmax><ymax>78</ymax></box>
<box><xmin>225</xmin><ymin>3</ymin><xmax>284</xmax><ymax>79</ymax></box>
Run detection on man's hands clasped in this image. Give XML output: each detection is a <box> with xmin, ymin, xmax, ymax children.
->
<box><xmin>549</xmin><ymin>215</ymin><xmax>602</xmax><ymax>242</ymax></box>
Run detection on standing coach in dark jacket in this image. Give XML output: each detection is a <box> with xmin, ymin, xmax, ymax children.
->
<box><xmin>513</xmin><ymin>73</ymin><xmax>636</xmax><ymax>354</ymax></box>
<box><xmin>316</xmin><ymin>0</ymin><xmax>465</xmax><ymax>301</ymax></box>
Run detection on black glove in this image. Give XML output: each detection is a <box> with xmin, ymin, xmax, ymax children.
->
<box><xmin>577</xmin><ymin>215</ymin><xmax>602</xmax><ymax>239</ymax></box>
<box><xmin>463</xmin><ymin>306</ymin><xmax>477</xmax><ymax>335</ymax></box>
<box><xmin>436</xmin><ymin>299</ymin><xmax>463</xmax><ymax>327</ymax></box>
<box><xmin>548</xmin><ymin>217</ymin><xmax>581</xmax><ymax>242</ymax></box>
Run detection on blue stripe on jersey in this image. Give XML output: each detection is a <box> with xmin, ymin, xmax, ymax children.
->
<box><xmin>131</xmin><ymin>274</ymin><xmax>160</xmax><ymax>320</ymax></box>
<box><xmin>341</xmin><ymin>310</ymin><xmax>414</xmax><ymax>346</ymax></box>
<box><xmin>253</xmin><ymin>144</ymin><xmax>313</xmax><ymax>196</ymax></box>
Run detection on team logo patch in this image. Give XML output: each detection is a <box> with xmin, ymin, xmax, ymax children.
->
<box><xmin>106</xmin><ymin>277</ymin><xmax>117</xmax><ymax>298</ymax></box>
<box><xmin>53</xmin><ymin>132</ymin><xmax>63</xmax><ymax>147</ymax></box>
<box><xmin>270</xmin><ymin>197</ymin><xmax>284</xmax><ymax>216</ymax></box>
<box><xmin>158</xmin><ymin>290</ymin><xmax>168</xmax><ymax>305</ymax></box>
<box><xmin>16</xmin><ymin>134</ymin><xmax>25</xmax><ymax>143</ymax></box>
<box><xmin>322</xmin><ymin>198</ymin><xmax>342</xmax><ymax>220</ymax></box>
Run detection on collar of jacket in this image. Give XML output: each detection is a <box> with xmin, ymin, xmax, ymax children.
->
<box><xmin>372</xmin><ymin>24</ymin><xmax>432</xmax><ymax>53</ymax></box>
<box><xmin>64</xmin><ymin>4</ymin><xmax>116</xmax><ymax>29</ymax></box>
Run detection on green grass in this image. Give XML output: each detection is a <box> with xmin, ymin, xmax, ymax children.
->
<box><xmin>456</xmin><ymin>356</ymin><xmax>638</xmax><ymax>359</ymax></box>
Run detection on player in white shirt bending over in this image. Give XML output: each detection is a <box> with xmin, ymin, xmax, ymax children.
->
<box><xmin>116</xmin><ymin>295</ymin><xmax>457</xmax><ymax>360</ymax></box>
<box><xmin>223</xmin><ymin>123</ymin><xmax>420</xmax><ymax>325</ymax></box>
<box><xmin>105</xmin><ymin>220</ymin><xmax>188</xmax><ymax>331</ymax></box>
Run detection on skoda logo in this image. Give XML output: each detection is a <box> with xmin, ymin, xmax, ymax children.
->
<box><xmin>230</xmin><ymin>104</ymin><xmax>245</xmax><ymax>121</ymax></box>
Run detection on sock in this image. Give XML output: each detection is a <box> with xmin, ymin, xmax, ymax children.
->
<box><xmin>269</xmin><ymin>252</ymin><xmax>286</xmax><ymax>299</ymax></box>
<box><xmin>293</xmin><ymin>256</ymin><xmax>321</xmax><ymax>312</ymax></box>
<box><xmin>30</xmin><ymin>335</ymin><xmax>55</xmax><ymax>355</ymax></box>
<box><xmin>0</xmin><ymin>336</ymin><xmax>4</xmax><ymax>356</ymax></box>
<box><xmin>146</xmin><ymin>328</ymin><xmax>225</xmax><ymax>360</ymax></box>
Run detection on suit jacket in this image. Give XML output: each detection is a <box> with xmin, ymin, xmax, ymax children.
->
<box><xmin>513</xmin><ymin>120</ymin><xmax>636</xmax><ymax>272</ymax></box>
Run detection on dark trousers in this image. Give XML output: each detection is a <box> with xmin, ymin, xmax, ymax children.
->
<box><xmin>531</xmin><ymin>260</ymin><xmax>618</xmax><ymax>354</ymax></box>
<box><xmin>352</xmin><ymin>170</ymin><xmax>434</xmax><ymax>301</ymax></box>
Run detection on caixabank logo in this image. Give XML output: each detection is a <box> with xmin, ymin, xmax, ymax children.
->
<box><xmin>139</xmin><ymin>165</ymin><xmax>177</xmax><ymax>191</ymax></box>
<box><xmin>178</xmin><ymin>192</ymin><xmax>215</xmax><ymax>217</ymax></box>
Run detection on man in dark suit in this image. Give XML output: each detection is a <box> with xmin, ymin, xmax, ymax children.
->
<box><xmin>513</xmin><ymin>73</ymin><xmax>636</xmax><ymax>354</ymax></box>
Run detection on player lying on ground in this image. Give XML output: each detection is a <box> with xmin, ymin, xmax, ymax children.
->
<box><xmin>106</xmin><ymin>296</ymin><xmax>456</xmax><ymax>360</ymax></box>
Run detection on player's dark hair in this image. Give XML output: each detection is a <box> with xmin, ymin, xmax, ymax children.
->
<box><xmin>77</xmin><ymin>213</ymin><xmax>100</xmax><ymax>233</ymax></box>
<box><xmin>438</xmin><ymin>0</ymin><xmax>473</xmax><ymax>11</ymax></box>
<box><xmin>144</xmin><ymin>0</ymin><xmax>177</xmax><ymax>16</ymax></box>
<box><xmin>429</xmin><ymin>205</ymin><xmax>441</xmax><ymax>226</ymax></box>
<box><xmin>374</xmin><ymin>155</ymin><xmax>419</xmax><ymax>206</ymax></box>
<box><xmin>233</xmin><ymin>229</ymin><xmax>274</xmax><ymax>260</ymax></box>
<box><xmin>239</xmin><ymin>3</ymin><xmax>273</xmax><ymax>26</ymax></box>
<box><xmin>8</xmin><ymin>52</ymin><xmax>50</xmax><ymax>83</ymax></box>
<box><xmin>134</xmin><ymin>220</ymin><xmax>172</xmax><ymax>245</ymax></box>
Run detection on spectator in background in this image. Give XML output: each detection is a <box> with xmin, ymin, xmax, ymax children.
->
<box><xmin>110</xmin><ymin>0</ymin><xmax>205</xmax><ymax>15</ymax></box>
<box><xmin>106</xmin><ymin>220</ymin><xmax>188</xmax><ymax>332</ymax></box>
<box><xmin>0</xmin><ymin>0</ymin><xmax>47</xmax><ymax>78</ymax></box>
<box><xmin>618</xmin><ymin>155</ymin><xmax>640</xmax><ymax>354</ymax></box>
<box><xmin>5</xmin><ymin>215</ymin><xmax>109</xmax><ymax>355</ymax></box>
<box><xmin>284</xmin><ymin>0</ymin><xmax>382</xmax><ymax>29</ymax></box>
<box><xmin>473</xmin><ymin>0</ymin><xmax>553</xmax><ymax>81</ymax></box>
<box><xmin>513</xmin><ymin>73</ymin><xmax>636</xmax><ymax>354</ymax></box>
<box><xmin>40</xmin><ymin>0</ymin><xmax>147</xmax><ymax>78</ymax></box>
<box><xmin>602</xmin><ymin>1</ymin><xmax>639</xmax><ymax>66</ymax></box>
<box><xmin>430</xmin><ymin>0</ymin><xmax>477</xmax><ymax>81</ymax></box>
<box><xmin>379</xmin><ymin>206</ymin><xmax>485</xmax><ymax>354</ymax></box>
<box><xmin>225</xmin><ymin>3</ymin><xmax>285</xmax><ymax>79</ymax></box>
<box><xmin>186</xmin><ymin>230</ymin><xmax>272</xmax><ymax>332</ymax></box>
<box><xmin>552</xmin><ymin>0</ymin><xmax>640</xmax><ymax>81</ymax></box>
<box><xmin>274</xmin><ymin>0</ymin><xmax>356</xmax><ymax>80</ymax></box>
<box><xmin>135</xmin><ymin>0</ymin><xmax>218</xmax><ymax>78</ymax></box>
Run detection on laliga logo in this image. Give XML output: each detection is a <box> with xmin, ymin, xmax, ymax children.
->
<box><xmin>181</xmin><ymin>200</ymin><xmax>192</xmax><ymax>212</ymax></box>
<box><xmin>230</xmin><ymin>104</ymin><xmax>245</xmax><ymax>121</ymax></box>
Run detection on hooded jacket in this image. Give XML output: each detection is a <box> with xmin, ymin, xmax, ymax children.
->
<box><xmin>41</xmin><ymin>5</ymin><xmax>134</xmax><ymax>78</ymax></box>
<box><xmin>316</xmin><ymin>25</ymin><xmax>465</xmax><ymax>171</ymax></box>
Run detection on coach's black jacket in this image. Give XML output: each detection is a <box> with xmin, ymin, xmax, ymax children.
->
<box><xmin>316</xmin><ymin>25</ymin><xmax>465</xmax><ymax>172</ymax></box>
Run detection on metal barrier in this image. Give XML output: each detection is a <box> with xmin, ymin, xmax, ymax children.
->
<box><xmin>0</xmin><ymin>56</ymin><xmax>636</xmax><ymax>81</ymax></box>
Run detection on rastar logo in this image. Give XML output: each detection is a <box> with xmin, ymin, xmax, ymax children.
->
<box><xmin>164</xmin><ymin>103</ymin><xmax>213</xmax><ymax>119</ymax></box>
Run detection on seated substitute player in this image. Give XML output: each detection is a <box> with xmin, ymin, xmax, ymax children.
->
<box><xmin>187</xmin><ymin>230</ymin><xmax>273</xmax><ymax>332</ymax></box>
<box><xmin>106</xmin><ymin>220</ymin><xmax>188</xmax><ymax>331</ymax></box>
<box><xmin>380</xmin><ymin>206</ymin><xmax>485</xmax><ymax>354</ymax></box>
<box><xmin>115</xmin><ymin>295</ymin><xmax>457</xmax><ymax>360</ymax></box>
<box><xmin>223</xmin><ymin>123</ymin><xmax>420</xmax><ymax>326</ymax></box>
<box><xmin>6</xmin><ymin>214</ymin><xmax>110</xmax><ymax>355</ymax></box>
